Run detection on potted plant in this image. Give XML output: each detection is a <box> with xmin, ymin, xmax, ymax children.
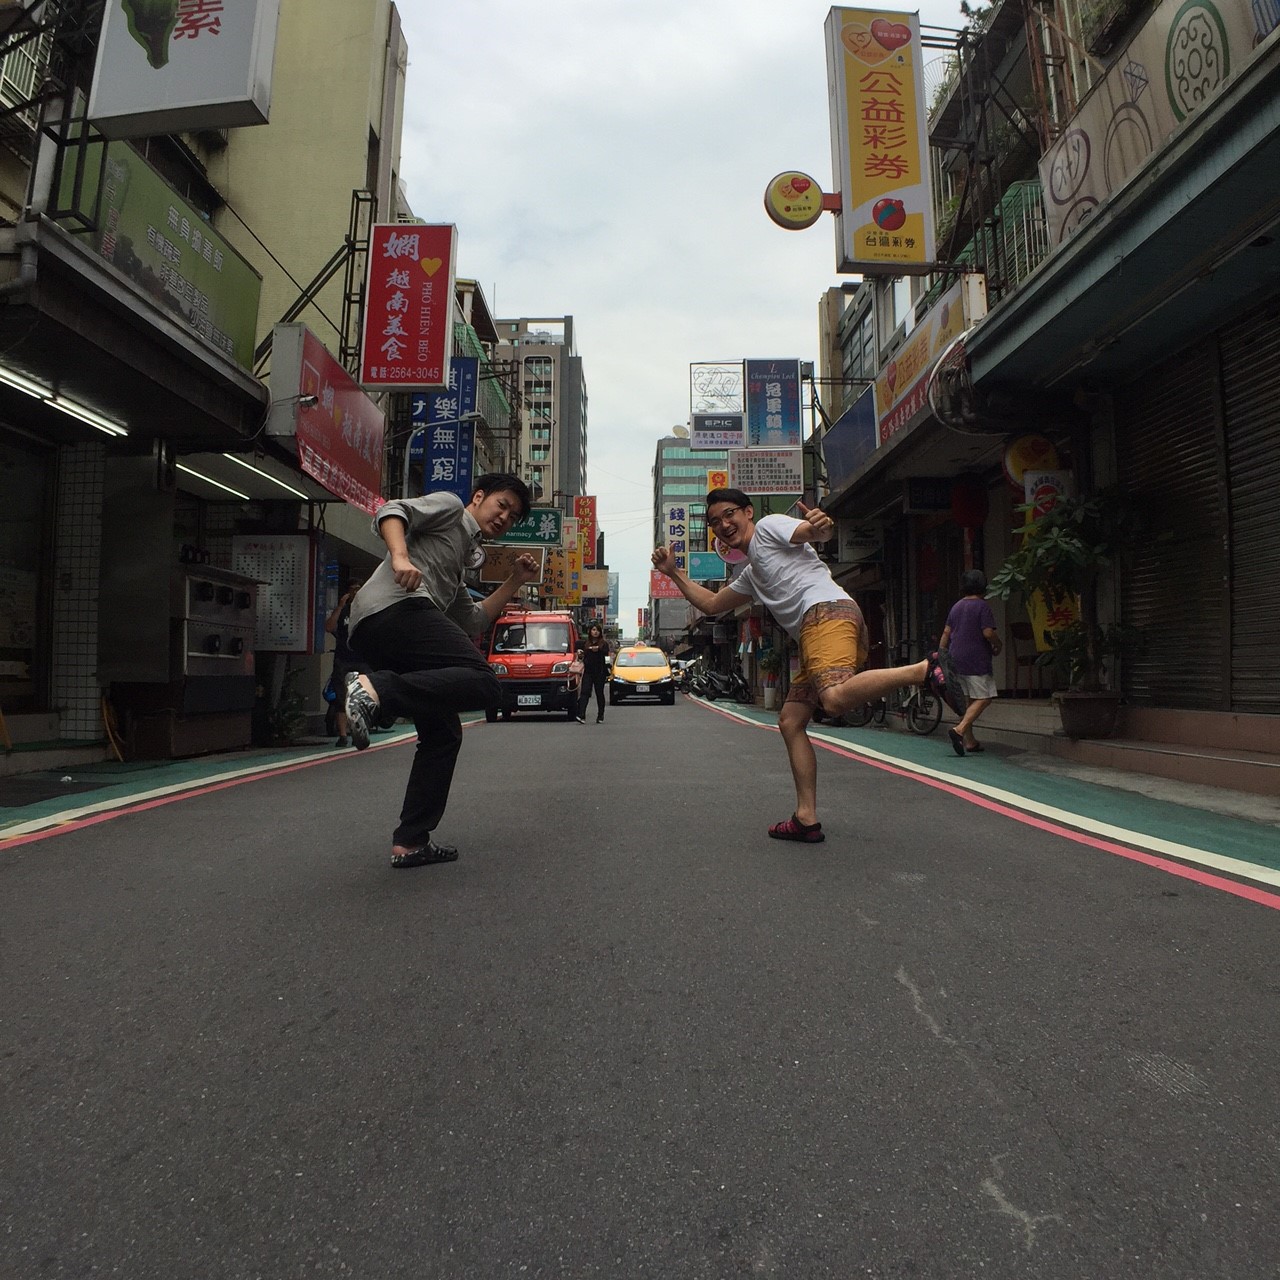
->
<box><xmin>987</xmin><ymin>485</ymin><xmax>1141</xmax><ymax>738</ymax></box>
<box><xmin>757</xmin><ymin>647</ymin><xmax>784</xmax><ymax>711</ymax></box>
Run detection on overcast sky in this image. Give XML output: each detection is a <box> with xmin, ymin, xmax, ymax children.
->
<box><xmin>396</xmin><ymin>1</ymin><xmax>964</xmax><ymax>632</ymax></box>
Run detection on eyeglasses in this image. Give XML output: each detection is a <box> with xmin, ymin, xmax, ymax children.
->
<box><xmin>707</xmin><ymin>506</ymin><xmax>744</xmax><ymax>531</ymax></box>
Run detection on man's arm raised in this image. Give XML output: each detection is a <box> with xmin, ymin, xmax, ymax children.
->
<box><xmin>651</xmin><ymin>544</ymin><xmax>751</xmax><ymax>616</ymax></box>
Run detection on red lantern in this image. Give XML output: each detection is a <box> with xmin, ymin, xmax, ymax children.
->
<box><xmin>950</xmin><ymin>477</ymin><xmax>989</xmax><ymax>529</ymax></box>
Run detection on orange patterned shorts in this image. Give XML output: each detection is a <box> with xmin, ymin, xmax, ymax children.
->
<box><xmin>784</xmin><ymin>600</ymin><xmax>869</xmax><ymax>708</ymax></box>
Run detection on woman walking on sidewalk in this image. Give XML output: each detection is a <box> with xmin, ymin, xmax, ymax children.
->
<box><xmin>940</xmin><ymin>569</ymin><xmax>1001</xmax><ymax>756</ymax></box>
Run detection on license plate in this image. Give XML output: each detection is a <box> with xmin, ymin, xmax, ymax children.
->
<box><xmin>636</xmin><ymin>683</ymin><xmax>649</xmax><ymax>693</ymax></box>
<box><xmin>517</xmin><ymin>694</ymin><xmax>542</xmax><ymax>707</ymax></box>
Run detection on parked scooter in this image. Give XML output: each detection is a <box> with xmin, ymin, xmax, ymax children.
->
<box><xmin>702</xmin><ymin>659</ymin><xmax>751</xmax><ymax>703</ymax></box>
<box><xmin>684</xmin><ymin>660</ymin><xmax>712</xmax><ymax>698</ymax></box>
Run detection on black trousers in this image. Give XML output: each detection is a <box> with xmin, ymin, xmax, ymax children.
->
<box><xmin>576</xmin><ymin>670</ymin><xmax>606</xmax><ymax>720</ymax></box>
<box><xmin>350</xmin><ymin>598</ymin><xmax>500</xmax><ymax>847</ymax></box>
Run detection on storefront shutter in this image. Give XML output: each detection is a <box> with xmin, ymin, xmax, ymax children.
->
<box><xmin>1219</xmin><ymin>304</ymin><xmax>1280</xmax><ymax>713</ymax></box>
<box><xmin>1115</xmin><ymin>341</ymin><xmax>1226</xmax><ymax>708</ymax></box>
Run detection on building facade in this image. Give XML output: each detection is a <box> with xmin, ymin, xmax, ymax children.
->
<box><xmin>493</xmin><ymin>315</ymin><xmax>587</xmax><ymax>505</ymax></box>
<box><xmin>816</xmin><ymin>0</ymin><xmax>1280</xmax><ymax>761</ymax></box>
<box><xmin>0</xmin><ymin>0</ymin><xmax>410</xmax><ymax>763</ymax></box>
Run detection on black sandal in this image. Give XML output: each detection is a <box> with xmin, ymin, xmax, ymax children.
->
<box><xmin>391</xmin><ymin>840</ymin><xmax>459</xmax><ymax>869</ymax></box>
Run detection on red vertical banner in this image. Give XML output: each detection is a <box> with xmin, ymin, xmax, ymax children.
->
<box><xmin>574</xmin><ymin>495</ymin><xmax>598</xmax><ymax>565</ymax></box>
<box><xmin>295</xmin><ymin>329</ymin><xmax>385</xmax><ymax>514</ymax></box>
<box><xmin>360</xmin><ymin>223</ymin><xmax>456</xmax><ymax>390</ymax></box>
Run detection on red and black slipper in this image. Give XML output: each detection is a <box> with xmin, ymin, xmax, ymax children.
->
<box><xmin>768</xmin><ymin>814</ymin><xmax>825</xmax><ymax>843</ymax></box>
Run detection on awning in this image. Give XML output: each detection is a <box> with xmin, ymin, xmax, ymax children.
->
<box><xmin>0</xmin><ymin>217</ymin><xmax>266</xmax><ymax>451</ymax></box>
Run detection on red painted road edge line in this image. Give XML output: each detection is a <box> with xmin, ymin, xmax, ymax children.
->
<box><xmin>0</xmin><ymin>731</ymin><xmax>424</xmax><ymax>852</ymax></box>
<box><xmin>813</xmin><ymin>735</ymin><xmax>1280</xmax><ymax>911</ymax></box>
<box><xmin>697</xmin><ymin>699</ymin><xmax>1280</xmax><ymax>912</ymax></box>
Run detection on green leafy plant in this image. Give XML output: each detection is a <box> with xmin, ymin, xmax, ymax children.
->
<box><xmin>987</xmin><ymin>486</ymin><xmax>1142</xmax><ymax>692</ymax></box>
<box><xmin>757</xmin><ymin>647</ymin><xmax>784</xmax><ymax>684</ymax></box>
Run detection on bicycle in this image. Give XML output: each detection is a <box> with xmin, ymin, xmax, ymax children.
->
<box><xmin>846</xmin><ymin>681</ymin><xmax>943</xmax><ymax>735</ymax></box>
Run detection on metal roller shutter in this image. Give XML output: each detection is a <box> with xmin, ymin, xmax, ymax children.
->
<box><xmin>1220</xmin><ymin>303</ymin><xmax>1280</xmax><ymax>713</ymax></box>
<box><xmin>1116</xmin><ymin>341</ymin><xmax>1226</xmax><ymax>709</ymax></box>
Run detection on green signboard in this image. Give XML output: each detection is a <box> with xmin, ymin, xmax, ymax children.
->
<box><xmin>497</xmin><ymin>507</ymin><xmax>563</xmax><ymax>545</ymax></box>
<box><xmin>59</xmin><ymin>141</ymin><xmax>262</xmax><ymax>369</ymax></box>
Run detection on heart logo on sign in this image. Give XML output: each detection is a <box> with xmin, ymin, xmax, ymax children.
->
<box><xmin>841</xmin><ymin>21</ymin><xmax>892</xmax><ymax>64</ymax></box>
<box><xmin>420</xmin><ymin>257</ymin><xmax>443</xmax><ymax>276</ymax></box>
<box><xmin>886</xmin><ymin>361</ymin><xmax>898</xmax><ymax>393</ymax></box>
<box><xmin>871</xmin><ymin>18</ymin><xmax>913</xmax><ymax>51</ymax></box>
<box><xmin>790</xmin><ymin>176</ymin><xmax>811</xmax><ymax>194</ymax></box>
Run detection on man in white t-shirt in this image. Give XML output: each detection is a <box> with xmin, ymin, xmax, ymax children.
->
<box><xmin>652</xmin><ymin>488</ymin><xmax>964</xmax><ymax>844</ymax></box>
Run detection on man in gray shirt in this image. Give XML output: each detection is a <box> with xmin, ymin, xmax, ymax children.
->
<box><xmin>346</xmin><ymin>473</ymin><xmax>539</xmax><ymax>869</ymax></box>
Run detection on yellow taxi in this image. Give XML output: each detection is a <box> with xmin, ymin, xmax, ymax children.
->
<box><xmin>608</xmin><ymin>645</ymin><xmax>675</xmax><ymax>706</ymax></box>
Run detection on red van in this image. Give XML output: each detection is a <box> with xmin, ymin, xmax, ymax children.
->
<box><xmin>484</xmin><ymin>607</ymin><xmax>580</xmax><ymax>721</ymax></box>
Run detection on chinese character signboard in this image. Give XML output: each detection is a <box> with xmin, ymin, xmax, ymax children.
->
<box><xmin>825</xmin><ymin>7</ymin><xmax>935</xmax><ymax>273</ymax></box>
<box><xmin>650</xmin><ymin>569</ymin><xmax>684</xmax><ymax>599</ymax></box>
<box><xmin>729</xmin><ymin>449</ymin><xmax>804</xmax><ymax>495</ymax></box>
<box><xmin>874</xmin><ymin>278</ymin><xmax>968</xmax><ymax>444</ymax></box>
<box><xmin>269</xmin><ymin>325</ymin><xmax>385</xmax><ymax>514</ymax></box>
<box><xmin>59</xmin><ymin>142</ymin><xmax>261</xmax><ymax>368</ymax></box>
<box><xmin>479</xmin><ymin>544</ymin><xmax>546</xmax><ymax>585</ymax></box>
<box><xmin>360</xmin><ymin>223</ymin><xmax>456</xmax><ymax>389</ymax></box>
<box><xmin>581</xmin><ymin>569</ymin><xmax>610</xmax><ymax>598</ymax></box>
<box><xmin>744</xmin><ymin>359</ymin><xmax>803</xmax><ymax>447</ymax></box>
<box><xmin>409</xmin><ymin>356</ymin><xmax>479</xmax><ymax>499</ymax></box>
<box><xmin>562</xmin><ymin>518</ymin><xmax>582</xmax><ymax>604</ymax></box>
<box><xmin>691</xmin><ymin>413</ymin><xmax>745</xmax><ymax>451</ymax></box>
<box><xmin>89</xmin><ymin>0</ymin><xmax>280</xmax><ymax>138</ymax></box>
<box><xmin>665</xmin><ymin>504</ymin><xmax>690</xmax><ymax>571</ymax></box>
<box><xmin>574</xmin><ymin>496</ymin><xmax>598</xmax><ymax>566</ymax></box>
<box><xmin>496</xmin><ymin>507</ymin><xmax>563</xmax><ymax>546</ymax></box>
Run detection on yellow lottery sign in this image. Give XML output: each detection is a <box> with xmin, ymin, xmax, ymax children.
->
<box><xmin>825</xmin><ymin>7</ymin><xmax>936</xmax><ymax>272</ymax></box>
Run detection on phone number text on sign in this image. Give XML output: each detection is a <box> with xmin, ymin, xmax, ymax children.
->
<box><xmin>728</xmin><ymin>448</ymin><xmax>804</xmax><ymax>495</ymax></box>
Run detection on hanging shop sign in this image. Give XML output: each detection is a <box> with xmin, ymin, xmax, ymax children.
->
<box><xmin>687</xmin><ymin>551</ymin><xmax>725</xmax><ymax>582</ymax></box>
<box><xmin>409</xmin><ymin>356</ymin><xmax>480</xmax><ymax>500</ymax></box>
<box><xmin>1002</xmin><ymin>434</ymin><xmax>1060</xmax><ymax>491</ymax></box>
<box><xmin>479</xmin><ymin>544</ymin><xmax>546</xmax><ymax>585</ymax></box>
<box><xmin>650</xmin><ymin>570</ymin><xmax>684</xmax><ymax>600</ymax></box>
<box><xmin>665</xmin><ymin>504</ymin><xmax>690</xmax><ymax>571</ymax></box>
<box><xmin>825</xmin><ymin>6</ymin><xmax>936</xmax><ymax>273</ymax></box>
<box><xmin>728</xmin><ymin>448</ymin><xmax>804</xmax><ymax>495</ymax></box>
<box><xmin>875</xmin><ymin>278</ymin><xmax>972</xmax><ymax>444</ymax></box>
<box><xmin>691</xmin><ymin>413</ymin><xmax>745</xmax><ymax>451</ymax></box>
<box><xmin>822</xmin><ymin>385</ymin><xmax>879</xmax><ymax>493</ymax></box>
<box><xmin>496</xmin><ymin>507</ymin><xmax>562</xmax><ymax>546</ymax></box>
<box><xmin>744</xmin><ymin>359</ymin><xmax>803</xmax><ymax>447</ymax></box>
<box><xmin>763</xmin><ymin>170</ymin><xmax>827</xmax><ymax>230</ymax></box>
<box><xmin>574</xmin><ymin>496</ymin><xmax>598</xmax><ymax>566</ymax></box>
<box><xmin>837</xmin><ymin>520</ymin><xmax>884</xmax><ymax>562</ymax></box>
<box><xmin>360</xmin><ymin>223</ymin><xmax>456</xmax><ymax>390</ymax></box>
<box><xmin>59</xmin><ymin>141</ymin><xmax>261</xmax><ymax>368</ymax></box>
<box><xmin>89</xmin><ymin>0</ymin><xmax>281</xmax><ymax>138</ymax></box>
<box><xmin>269</xmin><ymin>324</ymin><xmax>385</xmax><ymax>514</ymax></box>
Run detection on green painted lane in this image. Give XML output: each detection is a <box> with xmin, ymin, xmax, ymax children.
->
<box><xmin>720</xmin><ymin>702</ymin><xmax>1280</xmax><ymax>876</ymax></box>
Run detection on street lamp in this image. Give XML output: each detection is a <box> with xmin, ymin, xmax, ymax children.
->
<box><xmin>401</xmin><ymin>410</ymin><xmax>483</xmax><ymax>498</ymax></box>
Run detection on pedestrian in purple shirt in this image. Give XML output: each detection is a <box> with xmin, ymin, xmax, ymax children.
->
<box><xmin>939</xmin><ymin>569</ymin><xmax>1002</xmax><ymax>756</ymax></box>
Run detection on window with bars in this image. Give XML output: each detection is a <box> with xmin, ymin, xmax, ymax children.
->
<box><xmin>0</xmin><ymin>27</ymin><xmax>51</xmax><ymax>130</ymax></box>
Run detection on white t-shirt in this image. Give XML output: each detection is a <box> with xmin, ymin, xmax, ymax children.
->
<box><xmin>731</xmin><ymin>514</ymin><xmax>852</xmax><ymax>638</ymax></box>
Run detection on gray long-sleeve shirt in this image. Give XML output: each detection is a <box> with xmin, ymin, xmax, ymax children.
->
<box><xmin>347</xmin><ymin>493</ymin><xmax>490</xmax><ymax>638</ymax></box>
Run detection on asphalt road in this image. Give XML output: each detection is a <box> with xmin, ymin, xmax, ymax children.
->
<box><xmin>3</xmin><ymin>698</ymin><xmax>1279</xmax><ymax>1279</ymax></box>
